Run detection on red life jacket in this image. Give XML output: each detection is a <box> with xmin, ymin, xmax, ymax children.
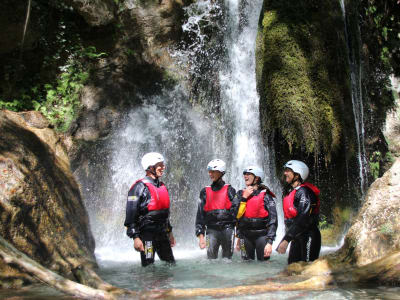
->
<box><xmin>243</xmin><ymin>190</ymin><xmax>269</xmax><ymax>218</ymax></box>
<box><xmin>283</xmin><ymin>182</ymin><xmax>320</xmax><ymax>219</ymax></box>
<box><xmin>204</xmin><ymin>184</ymin><xmax>232</xmax><ymax>212</ymax></box>
<box><xmin>135</xmin><ymin>178</ymin><xmax>170</xmax><ymax>211</ymax></box>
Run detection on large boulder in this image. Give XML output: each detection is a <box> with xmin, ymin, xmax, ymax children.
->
<box><xmin>0</xmin><ymin>110</ymin><xmax>96</xmax><ymax>286</ymax></box>
<box><xmin>338</xmin><ymin>157</ymin><xmax>400</xmax><ymax>266</ymax></box>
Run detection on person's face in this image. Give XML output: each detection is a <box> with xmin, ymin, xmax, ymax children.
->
<box><xmin>208</xmin><ymin>170</ymin><xmax>222</xmax><ymax>182</ymax></box>
<box><xmin>283</xmin><ymin>168</ymin><xmax>295</xmax><ymax>184</ymax></box>
<box><xmin>243</xmin><ymin>172</ymin><xmax>256</xmax><ymax>186</ymax></box>
<box><xmin>154</xmin><ymin>162</ymin><xmax>165</xmax><ymax>177</ymax></box>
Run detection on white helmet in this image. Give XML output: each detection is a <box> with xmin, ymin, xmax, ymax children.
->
<box><xmin>284</xmin><ymin>160</ymin><xmax>309</xmax><ymax>181</ymax></box>
<box><xmin>207</xmin><ymin>159</ymin><xmax>226</xmax><ymax>173</ymax></box>
<box><xmin>243</xmin><ymin>166</ymin><xmax>264</xmax><ymax>181</ymax></box>
<box><xmin>141</xmin><ymin>152</ymin><xmax>165</xmax><ymax>171</ymax></box>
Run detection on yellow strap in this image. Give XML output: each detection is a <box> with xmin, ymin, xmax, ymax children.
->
<box><xmin>236</xmin><ymin>201</ymin><xmax>247</xmax><ymax>219</ymax></box>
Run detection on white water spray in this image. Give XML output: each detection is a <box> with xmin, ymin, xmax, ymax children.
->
<box><xmin>339</xmin><ymin>0</ymin><xmax>368</xmax><ymax>196</ymax></box>
<box><xmin>218</xmin><ymin>0</ymin><xmax>284</xmax><ymax>242</ymax></box>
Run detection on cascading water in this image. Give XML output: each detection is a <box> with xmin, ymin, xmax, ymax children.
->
<box><xmin>339</xmin><ymin>0</ymin><xmax>368</xmax><ymax>196</ymax></box>
<box><xmin>80</xmin><ymin>0</ymin><xmax>284</xmax><ymax>261</ymax></box>
<box><xmin>218</xmin><ymin>0</ymin><xmax>284</xmax><ymax>241</ymax></box>
<box><xmin>81</xmin><ymin>86</ymin><xmax>216</xmax><ymax>260</ymax></box>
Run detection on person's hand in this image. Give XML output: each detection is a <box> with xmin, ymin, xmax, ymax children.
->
<box><xmin>169</xmin><ymin>233</ymin><xmax>176</xmax><ymax>247</ymax></box>
<box><xmin>198</xmin><ymin>234</ymin><xmax>206</xmax><ymax>249</ymax></box>
<box><xmin>276</xmin><ymin>240</ymin><xmax>289</xmax><ymax>254</ymax></box>
<box><xmin>242</xmin><ymin>186</ymin><xmax>254</xmax><ymax>199</ymax></box>
<box><xmin>264</xmin><ymin>243</ymin><xmax>272</xmax><ymax>258</ymax></box>
<box><xmin>134</xmin><ymin>237</ymin><xmax>144</xmax><ymax>252</ymax></box>
<box><xmin>235</xmin><ymin>238</ymin><xmax>241</xmax><ymax>252</ymax></box>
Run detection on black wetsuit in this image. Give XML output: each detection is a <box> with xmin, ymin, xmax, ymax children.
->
<box><xmin>233</xmin><ymin>188</ymin><xmax>278</xmax><ymax>261</ymax></box>
<box><xmin>124</xmin><ymin>176</ymin><xmax>175</xmax><ymax>266</ymax></box>
<box><xmin>195</xmin><ymin>179</ymin><xmax>237</xmax><ymax>259</ymax></box>
<box><xmin>282</xmin><ymin>185</ymin><xmax>321</xmax><ymax>264</ymax></box>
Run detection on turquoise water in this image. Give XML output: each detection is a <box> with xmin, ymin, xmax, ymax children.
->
<box><xmin>95</xmin><ymin>249</ymin><xmax>400</xmax><ymax>300</ymax></box>
<box><xmin>1</xmin><ymin>249</ymin><xmax>399</xmax><ymax>299</ymax></box>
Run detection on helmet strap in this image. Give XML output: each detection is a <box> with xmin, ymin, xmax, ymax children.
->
<box><xmin>147</xmin><ymin>166</ymin><xmax>158</xmax><ymax>178</ymax></box>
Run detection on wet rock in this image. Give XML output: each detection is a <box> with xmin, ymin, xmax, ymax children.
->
<box><xmin>63</xmin><ymin>0</ymin><xmax>116</xmax><ymax>27</ymax></box>
<box><xmin>338</xmin><ymin>157</ymin><xmax>400</xmax><ymax>266</ymax></box>
<box><xmin>0</xmin><ymin>110</ymin><xmax>96</xmax><ymax>286</ymax></box>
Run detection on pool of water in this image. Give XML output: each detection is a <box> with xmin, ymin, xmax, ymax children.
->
<box><xmin>95</xmin><ymin>248</ymin><xmax>400</xmax><ymax>300</ymax></box>
<box><xmin>1</xmin><ymin>248</ymin><xmax>399</xmax><ymax>299</ymax></box>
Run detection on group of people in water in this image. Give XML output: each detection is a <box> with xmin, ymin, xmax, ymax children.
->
<box><xmin>124</xmin><ymin>152</ymin><xmax>321</xmax><ymax>267</ymax></box>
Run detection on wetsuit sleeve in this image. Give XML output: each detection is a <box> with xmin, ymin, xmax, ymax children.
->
<box><xmin>227</xmin><ymin>185</ymin><xmax>238</xmax><ymax>219</ymax></box>
<box><xmin>195</xmin><ymin>188</ymin><xmax>207</xmax><ymax>236</ymax></box>
<box><xmin>231</xmin><ymin>190</ymin><xmax>244</xmax><ymax>219</ymax></box>
<box><xmin>264</xmin><ymin>192</ymin><xmax>278</xmax><ymax>245</ymax></box>
<box><xmin>283</xmin><ymin>187</ymin><xmax>314</xmax><ymax>242</ymax></box>
<box><xmin>124</xmin><ymin>182</ymin><xmax>146</xmax><ymax>239</ymax></box>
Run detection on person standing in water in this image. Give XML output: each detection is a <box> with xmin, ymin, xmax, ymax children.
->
<box><xmin>195</xmin><ymin>159</ymin><xmax>237</xmax><ymax>259</ymax></box>
<box><xmin>276</xmin><ymin>160</ymin><xmax>321</xmax><ymax>264</ymax></box>
<box><xmin>233</xmin><ymin>166</ymin><xmax>278</xmax><ymax>261</ymax></box>
<box><xmin>124</xmin><ymin>152</ymin><xmax>176</xmax><ymax>266</ymax></box>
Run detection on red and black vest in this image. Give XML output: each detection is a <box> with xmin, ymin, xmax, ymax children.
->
<box><xmin>138</xmin><ymin>178</ymin><xmax>170</xmax><ymax>211</ymax></box>
<box><xmin>243</xmin><ymin>190</ymin><xmax>269</xmax><ymax>218</ymax></box>
<box><xmin>204</xmin><ymin>184</ymin><xmax>232</xmax><ymax>212</ymax></box>
<box><xmin>283</xmin><ymin>182</ymin><xmax>320</xmax><ymax>219</ymax></box>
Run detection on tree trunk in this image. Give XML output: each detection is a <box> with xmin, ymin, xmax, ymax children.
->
<box><xmin>0</xmin><ymin>236</ymin><xmax>133</xmax><ymax>300</ymax></box>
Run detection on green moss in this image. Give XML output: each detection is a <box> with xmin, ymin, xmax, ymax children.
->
<box><xmin>258</xmin><ymin>1</ymin><xmax>350</xmax><ymax>159</ymax></box>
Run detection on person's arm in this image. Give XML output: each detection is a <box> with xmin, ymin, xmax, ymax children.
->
<box><xmin>230</xmin><ymin>187</ymin><xmax>243</xmax><ymax>219</ymax></box>
<box><xmin>264</xmin><ymin>192</ymin><xmax>278</xmax><ymax>245</ymax></box>
<box><xmin>124</xmin><ymin>182</ymin><xmax>145</xmax><ymax>239</ymax></box>
<box><xmin>195</xmin><ymin>188</ymin><xmax>207</xmax><ymax>249</ymax></box>
<box><xmin>195</xmin><ymin>188</ymin><xmax>207</xmax><ymax>237</ymax></box>
<box><xmin>282</xmin><ymin>187</ymin><xmax>314</xmax><ymax>242</ymax></box>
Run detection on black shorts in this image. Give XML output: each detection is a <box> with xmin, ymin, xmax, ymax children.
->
<box><xmin>139</xmin><ymin>230</ymin><xmax>175</xmax><ymax>267</ymax></box>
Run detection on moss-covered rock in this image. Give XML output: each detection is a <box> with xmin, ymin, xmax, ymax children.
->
<box><xmin>257</xmin><ymin>0</ymin><xmax>363</xmax><ymax>217</ymax></box>
<box><xmin>257</xmin><ymin>0</ymin><xmax>351</xmax><ymax>157</ymax></box>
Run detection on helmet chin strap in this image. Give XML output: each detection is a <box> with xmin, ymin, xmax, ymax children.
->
<box><xmin>148</xmin><ymin>166</ymin><xmax>159</xmax><ymax>178</ymax></box>
<box><xmin>215</xmin><ymin>172</ymin><xmax>224</xmax><ymax>183</ymax></box>
<box><xmin>250</xmin><ymin>176</ymin><xmax>258</xmax><ymax>187</ymax></box>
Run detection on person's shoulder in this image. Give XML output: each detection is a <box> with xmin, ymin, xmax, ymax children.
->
<box><xmin>297</xmin><ymin>185</ymin><xmax>315</xmax><ymax>197</ymax></box>
<box><xmin>130</xmin><ymin>179</ymin><xmax>146</xmax><ymax>191</ymax></box>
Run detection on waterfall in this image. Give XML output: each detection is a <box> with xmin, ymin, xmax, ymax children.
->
<box><xmin>339</xmin><ymin>0</ymin><xmax>368</xmax><ymax>196</ymax></box>
<box><xmin>78</xmin><ymin>0</ymin><xmax>284</xmax><ymax>260</ymax></box>
<box><xmin>218</xmin><ymin>0</ymin><xmax>284</xmax><ymax>241</ymax></box>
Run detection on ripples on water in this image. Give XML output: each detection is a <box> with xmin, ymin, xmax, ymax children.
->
<box><xmin>1</xmin><ymin>248</ymin><xmax>399</xmax><ymax>299</ymax></box>
<box><xmin>95</xmin><ymin>248</ymin><xmax>400</xmax><ymax>300</ymax></box>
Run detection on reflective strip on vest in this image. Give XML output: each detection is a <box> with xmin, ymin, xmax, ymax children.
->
<box><xmin>243</xmin><ymin>190</ymin><xmax>269</xmax><ymax>218</ymax></box>
<box><xmin>204</xmin><ymin>184</ymin><xmax>231</xmax><ymax>212</ymax></box>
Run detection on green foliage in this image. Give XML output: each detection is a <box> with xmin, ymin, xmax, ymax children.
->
<box><xmin>33</xmin><ymin>46</ymin><xmax>106</xmax><ymax>132</ymax></box>
<box><xmin>0</xmin><ymin>1</ymin><xmax>107</xmax><ymax>132</ymax></box>
<box><xmin>369</xmin><ymin>150</ymin><xmax>395</xmax><ymax>180</ymax></box>
<box><xmin>363</xmin><ymin>0</ymin><xmax>400</xmax><ymax>76</ymax></box>
<box><xmin>319</xmin><ymin>214</ymin><xmax>331</xmax><ymax>230</ymax></box>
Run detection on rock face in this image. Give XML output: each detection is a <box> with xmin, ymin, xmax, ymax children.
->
<box><xmin>0</xmin><ymin>110</ymin><xmax>96</xmax><ymax>286</ymax></box>
<box><xmin>339</xmin><ymin>113</ymin><xmax>400</xmax><ymax>266</ymax></box>
<box><xmin>64</xmin><ymin>0</ymin><xmax>116</xmax><ymax>26</ymax></box>
<box><xmin>70</xmin><ymin>0</ymin><xmax>191</xmax><ymax>143</ymax></box>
